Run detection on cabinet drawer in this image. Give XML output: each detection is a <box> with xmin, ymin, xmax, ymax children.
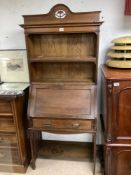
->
<box><xmin>0</xmin><ymin>117</ymin><xmax>16</xmax><ymax>132</ymax></box>
<box><xmin>0</xmin><ymin>100</ymin><xmax>12</xmax><ymax>113</ymax></box>
<box><xmin>0</xmin><ymin>134</ymin><xmax>17</xmax><ymax>147</ymax></box>
<box><xmin>0</xmin><ymin>148</ymin><xmax>20</xmax><ymax>164</ymax></box>
<box><xmin>32</xmin><ymin>119</ymin><xmax>94</xmax><ymax>131</ymax></box>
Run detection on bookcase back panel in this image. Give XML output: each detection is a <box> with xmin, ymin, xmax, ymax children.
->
<box><xmin>30</xmin><ymin>62</ymin><xmax>95</xmax><ymax>83</ymax></box>
<box><xmin>28</xmin><ymin>33</ymin><xmax>96</xmax><ymax>59</ymax></box>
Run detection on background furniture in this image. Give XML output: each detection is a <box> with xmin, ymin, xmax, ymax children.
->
<box><xmin>106</xmin><ymin>36</ymin><xmax>131</xmax><ymax>68</ymax></box>
<box><xmin>21</xmin><ymin>4</ymin><xmax>102</xmax><ymax>174</ymax></box>
<box><xmin>101</xmin><ymin>65</ymin><xmax>131</xmax><ymax>175</ymax></box>
<box><xmin>0</xmin><ymin>83</ymin><xmax>30</xmax><ymax>173</ymax></box>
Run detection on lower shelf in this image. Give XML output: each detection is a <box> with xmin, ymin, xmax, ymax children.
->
<box><xmin>38</xmin><ymin>140</ymin><xmax>98</xmax><ymax>161</ymax></box>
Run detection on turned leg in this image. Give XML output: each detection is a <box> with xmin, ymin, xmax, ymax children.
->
<box><xmin>29</xmin><ymin>130</ymin><xmax>37</xmax><ymax>169</ymax></box>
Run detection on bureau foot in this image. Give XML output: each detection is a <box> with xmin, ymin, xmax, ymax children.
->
<box><xmin>30</xmin><ymin>159</ymin><xmax>36</xmax><ymax>170</ymax></box>
<box><xmin>29</xmin><ymin>130</ymin><xmax>41</xmax><ymax>170</ymax></box>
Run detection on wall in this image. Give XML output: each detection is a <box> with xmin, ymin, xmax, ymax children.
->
<box><xmin>0</xmin><ymin>0</ymin><xmax>131</xmax><ymax>143</ymax></box>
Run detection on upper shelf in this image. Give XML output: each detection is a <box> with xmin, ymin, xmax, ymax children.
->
<box><xmin>29</xmin><ymin>56</ymin><xmax>96</xmax><ymax>63</ymax></box>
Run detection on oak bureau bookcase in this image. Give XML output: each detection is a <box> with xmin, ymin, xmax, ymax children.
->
<box><xmin>21</xmin><ymin>4</ymin><xmax>102</xmax><ymax>174</ymax></box>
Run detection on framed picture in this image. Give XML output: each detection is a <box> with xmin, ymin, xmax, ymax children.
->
<box><xmin>0</xmin><ymin>50</ymin><xmax>29</xmax><ymax>82</ymax></box>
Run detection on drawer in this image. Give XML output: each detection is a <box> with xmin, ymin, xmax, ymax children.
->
<box><xmin>0</xmin><ymin>133</ymin><xmax>17</xmax><ymax>147</ymax></box>
<box><xmin>32</xmin><ymin>119</ymin><xmax>94</xmax><ymax>131</ymax></box>
<box><xmin>0</xmin><ymin>117</ymin><xmax>16</xmax><ymax>132</ymax></box>
<box><xmin>0</xmin><ymin>100</ymin><xmax>12</xmax><ymax>113</ymax></box>
<box><xmin>0</xmin><ymin>148</ymin><xmax>20</xmax><ymax>164</ymax></box>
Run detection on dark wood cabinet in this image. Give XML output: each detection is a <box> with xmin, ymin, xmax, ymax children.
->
<box><xmin>101</xmin><ymin>65</ymin><xmax>131</xmax><ymax>175</ymax></box>
<box><xmin>0</xmin><ymin>85</ymin><xmax>30</xmax><ymax>173</ymax></box>
<box><xmin>21</xmin><ymin>4</ymin><xmax>102</xmax><ymax>174</ymax></box>
<box><xmin>104</xmin><ymin>146</ymin><xmax>131</xmax><ymax>175</ymax></box>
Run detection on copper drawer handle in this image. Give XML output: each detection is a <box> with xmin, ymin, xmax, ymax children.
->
<box><xmin>72</xmin><ymin>123</ymin><xmax>80</xmax><ymax>128</ymax></box>
<box><xmin>43</xmin><ymin>123</ymin><xmax>51</xmax><ymax>128</ymax></box>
